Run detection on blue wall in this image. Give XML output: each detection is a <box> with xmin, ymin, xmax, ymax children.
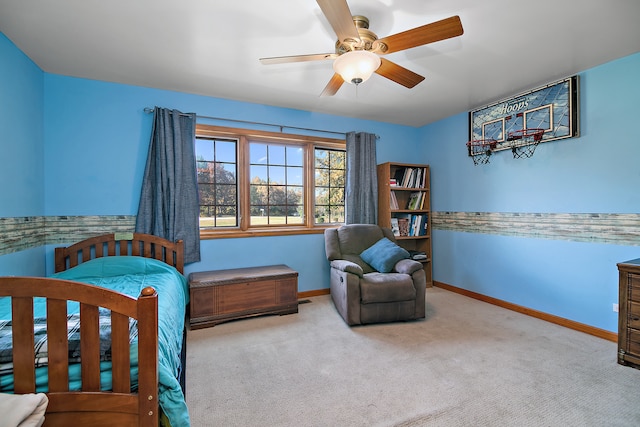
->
<box><xmin>2</xmin><ymin>29</ymin><xmax>639</xmax><ymax>332</ymax></box>
<box><xmin>0</xmin><ymin>33</ymin><xmax>46</xmax><ymax>275</ymax></box>
<box><xmin>421</xmin><ymin>53</ymin><xmax>640</xmax><ymax>332</ymax></box>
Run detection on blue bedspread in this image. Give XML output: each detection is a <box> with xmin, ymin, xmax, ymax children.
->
<box><xmin>0</xmin><ymin>256</ymin><xmax>190</xmax><ymax>427</ymax></box>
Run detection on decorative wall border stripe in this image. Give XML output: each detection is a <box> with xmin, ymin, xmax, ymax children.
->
<box><xmin>2</xmin><ymin>212</ymin><xmax>640</xmax><ymax>256</ymax></box>
<box><xmin>432</xmin><ymin>212</ymin><xmax>640</xmax><ymax>246</ymax></box>
<box><xmin>0</xmin><ymin>215</ymin><xmax>136</xmax><ymax>256</ymax></box>
<box><xmin>45</xmin><ymin>215</ymin><xmax>136</xmax><ymax>245</ymax></box>
<box><xmin>0</xmin><ymin>216</ymin><xmax>46</xmax><ymax>255</ymax></box>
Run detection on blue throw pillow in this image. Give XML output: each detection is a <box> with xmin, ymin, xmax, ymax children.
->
<box><xmin>360</xmin><ymin>237</ymin><xmax>410</xmax><ymax>273</ymax></box>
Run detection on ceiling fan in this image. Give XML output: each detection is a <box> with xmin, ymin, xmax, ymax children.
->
<box><xmin>259</xmin><ymin>0</ymin><xmax>464</xmax><ymax>96</ymax></box>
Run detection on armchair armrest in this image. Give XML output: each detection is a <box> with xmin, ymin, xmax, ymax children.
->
<box><xmin>330</xmin><ymin>260</ymin><xmax>364</xmax><ymax>277</ymax></box>
<box><xmin>394</xmin><ymin>258</ymin><xmax>424</xmax><ymax>275</ymax></box>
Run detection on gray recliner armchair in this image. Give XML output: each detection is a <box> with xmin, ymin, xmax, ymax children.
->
<box><xmin>324</xmin><ymin>224</ymin><xmax>426</xmax><ymax>326</ymax></box>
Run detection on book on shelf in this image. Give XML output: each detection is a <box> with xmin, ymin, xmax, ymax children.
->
<box><xmin>407</xmin><ymin>191</ymin><xmax>425</xmax><ymax>210</ymax></box>
<box><xmin>390</xmin><ymin>218</ymin><xmax>400</xmax><ymax>236</ymax></box>
<box><xmin>414</xmin><ymin>168</ymin><xmax>422</xmax><ymax>188</ymax></box>
<box><xmin>400</xmin><ymin>168</ymin><xmax>412</xmax><ymax>187</ymax></box>
<box><xmin>393</xmin><ymin>168</ymin><xmax>404</xmax><ymax>185</ymax></box>
<box><xmin>397</xmin><ymin>217</ymin><xmax>410</xmax><ymax>237</ymax></box>
<box><xmin>390</xmin><ymin>191</ymin><xmax>399</xmax><ymax>209</ymax></box>
<box><xmin>419</xmin><ymin>214</ymin><xmax>428</xmax><ymax>236</ymax></box>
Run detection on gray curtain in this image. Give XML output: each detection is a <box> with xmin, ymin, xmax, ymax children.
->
<box><xmin>345</xmin><ymin>131</ymin><xmax>378</xmax><ymax>224</ymax></box>
<box><xmin>136</xmin><ymin>107</ymin><xmax>201</xmax><ymax>263</ymax></box>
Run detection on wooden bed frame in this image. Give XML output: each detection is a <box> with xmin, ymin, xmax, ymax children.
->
<box><xmin>0</xmin><ymin>232</ymin><xmax>185</xmax><ymax>427</ymax></box>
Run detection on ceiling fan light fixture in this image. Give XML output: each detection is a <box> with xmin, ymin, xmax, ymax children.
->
<box><xmin>333</xmin><ymin>50</ymin><xmax>381</xmax><ymax>85</ymax></box>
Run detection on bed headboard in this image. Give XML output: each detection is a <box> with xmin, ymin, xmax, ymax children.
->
<box><xmin>54</xmin><ymin>232</ymin><xmax>184</xmax><ymax>274</ymax></box>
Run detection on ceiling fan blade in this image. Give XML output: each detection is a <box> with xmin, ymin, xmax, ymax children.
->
<box><xmin>320</xmin><ymin>73</ymin><xmax>345</xmax><ymax>96</ymax></box>
<box><xmin>316</xmin><ymin>0</ymin><xmax>361</xmax><ymax>43</ymax></box>
<box><xmin>376</xmin><ymin>15</ymin><xmax>463</xmax><ymax>54</ymax></box>
<box><xmin>375</xmin><ymin>58</ymin><xmax>425</xmax><ymax>88</ymax></box>
<box><xmin>260</xmin><ymin>53</ymin><xmax>337</xmax><ymax>65</ymax></box>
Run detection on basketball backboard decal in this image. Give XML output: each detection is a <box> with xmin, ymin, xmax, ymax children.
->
<box><xmin>469</xmin><ymin>76</ymin><xmax>579</xmax><ymax>152</ymax></box>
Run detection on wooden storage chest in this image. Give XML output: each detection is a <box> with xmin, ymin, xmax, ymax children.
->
<box><xmin>617</xmin><ymin>258</ymin><xmax>640</xmax><ymax>369</ymax></box>
<box><xmin>188</xmin><ymin>264</ymin><xmax>298</xmax><ymax>329</ymax></box>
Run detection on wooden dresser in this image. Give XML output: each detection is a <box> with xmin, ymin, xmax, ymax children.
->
<box><xmin>188</xmin><ymin>264</ymin><xmax>298</xmax><ymax>329</ymax></box>
<box><xmin>617</xmin><ymin>258</ymin><xmax>640</xmax><ymax>369</ymax></box>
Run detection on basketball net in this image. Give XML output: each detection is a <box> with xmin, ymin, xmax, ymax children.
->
<box><xmin>507</xmin><ymin>129</ymin><xmax>545</xmax><ymax>159</ymax></box>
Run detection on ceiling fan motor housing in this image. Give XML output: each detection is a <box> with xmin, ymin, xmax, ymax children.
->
<box><xmin>335</xmin><ymin>16</ymin><xmax>388</xmax><ymax>55</ymax></box>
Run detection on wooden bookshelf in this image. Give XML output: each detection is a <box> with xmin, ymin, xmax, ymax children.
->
<box><xmin>377</xmin><ymin>162</ymin><xmax>432</xmax><ymax>287</ymax></box>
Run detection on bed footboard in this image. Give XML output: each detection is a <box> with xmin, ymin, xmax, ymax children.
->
<box><xmin>0</xmin><ymin>277</ymin><xmax>159</xmax><ymax>427</ymax></box>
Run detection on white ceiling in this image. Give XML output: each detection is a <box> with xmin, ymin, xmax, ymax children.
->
<box><xmin>1</xmin><ymin>0</ymin><xmax>639</xmax><ymax>127</ymax></box>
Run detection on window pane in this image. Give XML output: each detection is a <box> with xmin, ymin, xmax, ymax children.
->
<box><xmin>289</xmin><ymin>186</ymin><xmax>303</xmax><ymax>201</ymax></box>
<box><xmin>315</xmin><ymin>206</ymin><xmax>330</xmax><ymax>224</ymax></box>
<box><xmin>251</xmin><ymin>165</ymin><xmax>268</xmax><ymax>183</ymax></box>
<box><xmin>197</xmin><ymin>161</ymin><xmax>214</xmax><ymax>183</ymax></box>
<box><xmin>216</xmin><ymin>141</ymin><xmax>236</xmax><ymax>163</ymax></box>
<box><xmin>251</xmin><ymin>184</ymin><xmax>268</xmax><ymax>207</ymax></box>
<box><xmin>216</xmin><ymin>184</ymin><xmax>236</xmax><ymax>205</ymax></box>
<box><xmin>252</xmin><ymin>205</ymin><xmax>268</xmax><ymax>225</ymax></box>
<box><xmin>268</xmin><ymin>166</ymin><xmax>286</xmax><ymax>184</ymax></box>
<box><xmin>329</xmin><ymin>187</ymin><xmax>344</xmax><ymax>204</ymax></box>
<box><xmin>250</xmin><ymin>143</ymin><xmax>268</xmax><ymax>164</ymax></box>
<box><xmin>315</xmin><ymin>187</ymin><xmax>328</xmax><ymax>201</ymax></box>
<box><xmin>195</xmin><ymin>139</ymin><xmax>214</xmax><ymax>161</ymax></box>
<box><xmin>215</xmin><ymin>163</ymin><xmax>236</xmax><ymax>184</ymax></box>
<box><xmin>287</xmin><ymin>166</ymin><xmax>303</xmax><ymax>185</ymax></box>
<box><xmin>330</xmin><ymin>169</ymin><xmax>345</xmax><ymax>186</ymax></box>
<box><xmin>287</xmin><ymin>146</ymin><xmax>303</xmax><ymax>166</ymax></box>
<box><xmin>216</xmin><ymin>206</ymin><xmax>237</xmax><ymax>227</ymax></box>
<box><xmin>268</xmin><ymin>185</ymin><xmax>286</xmax><ymax>204</ymax></box>
<box><xmin>315</xmin><ymin>149</ymin><xmax>328</xmax><ymax>168</ymax></box>
<box><xmin>315</xmin><ymin>169</ymin><xmax>329</xmax><ymax>187</ymax></box>
<box><xmin>268</xmin><ymin>145</ymin><xmax>286</xmax><ymax>165</ymax></box>
<box><xmin>329</xmin><ymin>150</ymin><xmax>346</xmax><ymax>168</ymax></box>
<box><xmin>330</xmin><ymin>206</ymin><xmax>345</xmax><ymax>223</ymax></box>
<box><xmin>288</xmin><ymin>210</ymin><xmax>304</xmax><ymax>224</ymax></box>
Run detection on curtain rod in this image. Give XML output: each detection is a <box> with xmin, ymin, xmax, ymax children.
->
<box><xmin>143</xmin><ymin>107</ymin><xmax>347</xmax><ymax>137</ymax></box>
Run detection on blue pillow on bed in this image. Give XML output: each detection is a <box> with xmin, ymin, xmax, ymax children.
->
<box><xmin>360</xmin><ymin>237</ymin><xmax>410</xmax><ymax>273</ymax></box>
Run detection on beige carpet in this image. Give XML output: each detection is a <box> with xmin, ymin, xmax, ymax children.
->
<box><xmin>186</xmin><ymin>288</ymin><xmax>640</xmax><ymax>426</ymax></box>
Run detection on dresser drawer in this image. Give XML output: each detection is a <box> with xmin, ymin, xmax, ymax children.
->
<box><xmin>629</xmin><ymin>274</ymin><xmax>640</xmax><ymax>302</ymax></box>
<box><xmin>629</xmin><ymin>301</ymin><xmax>640</xmax><ymax>329</ymax></box>
<box><xmin>628</xmin><ymin>329</ymin><xmax>640</xmax><ymax>355</ymax></box>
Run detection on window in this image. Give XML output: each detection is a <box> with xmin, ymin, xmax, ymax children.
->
<box><xmin>196</xmin><ymin>125</ymin><xmax>345</xmax><ymax>238</ymax></box>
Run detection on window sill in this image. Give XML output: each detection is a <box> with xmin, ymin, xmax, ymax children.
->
<box><xmin>200</xmin><ymin>226</ymin><xmax>339</xmax><ymax>240</ymax></box>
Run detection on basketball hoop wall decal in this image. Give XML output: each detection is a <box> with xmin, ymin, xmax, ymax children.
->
<box><xmin>468</xmin><ymin>76</ymin><xmax>579</xmax><ymax>162</ymax></box>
